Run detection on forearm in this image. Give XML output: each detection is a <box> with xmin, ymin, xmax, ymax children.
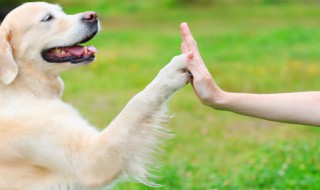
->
<box><xmin>215</xmin><ymin>91</ymin><xmax>320</xmax><ymax>126</ymax></box>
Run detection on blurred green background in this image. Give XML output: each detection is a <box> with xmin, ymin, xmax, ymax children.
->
<box><xmin>2</xmin><ymin>0</ymin><xmax>320</xmax><ymax>189</ymax></box>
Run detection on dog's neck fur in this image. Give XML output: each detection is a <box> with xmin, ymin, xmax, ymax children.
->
<box><xmin>1</xmin><ymin>65</ymin><xmax>64</xmax><ymax>99</ymax></box>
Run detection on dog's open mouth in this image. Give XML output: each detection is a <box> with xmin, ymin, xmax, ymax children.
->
<box><xmin>42</xmin><ymin>45</ymin><xmax>97</xmax><ymax>64</ymax></box>
<box><xmin>41</xmin><ymin>31</ymin><xmax>98</xmax><ymax>64</ymax></box>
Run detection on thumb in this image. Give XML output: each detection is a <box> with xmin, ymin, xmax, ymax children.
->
<box><xmin>186</xmin><ymin>51</ymin><xmax>199</xmax><ymax>76</ymax></box>
<box><xmin>186</xmin><ymin>51</ymin><xmax>194</xmax><ymax>68</ymax></box>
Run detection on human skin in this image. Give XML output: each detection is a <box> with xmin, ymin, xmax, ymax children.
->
<box><xmin>181</xmin><ymin>22</ymin><xmax>320</xmax><ymax>126</ymax></box>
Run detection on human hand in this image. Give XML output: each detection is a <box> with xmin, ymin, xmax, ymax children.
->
<box><xmin>180</xmin><ymin>23</ymin><xmax>225</xmax><ymax>108</ymax></box>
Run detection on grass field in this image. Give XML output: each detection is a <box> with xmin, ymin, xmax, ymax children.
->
<box><xmin>46</xmin><ymin>1</ymin><xmax>320</xmax><ymax>189</ymax></box>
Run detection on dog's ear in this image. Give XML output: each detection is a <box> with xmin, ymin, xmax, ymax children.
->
<box><xmin>0</xmin><ymin>26</ymin><xmax>18</xmax><ymax>85</ymax></box>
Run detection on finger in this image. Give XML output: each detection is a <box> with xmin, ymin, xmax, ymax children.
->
<box><xmin>181</xmin><ymin>23</ymin><xmax>211</xmax><ymax>78</ymax></box>
<box><xmin>186</xmin><ymin>51</ymin><xmax>199</xmax><ymax>75</ymax></box>
<box><xmin>186</xmin><ymin>51</ymin><xmax>212</xmax><ymax>80</ymax></box>
<box><xmin>181</xmin><ymin>42</ymin><xmax>188</xmax><ymax>54</ymax></box>
<box><xmin>180</xmin><ymin>22</ymin><xmax>187</xmax><ymax>43</ymax></box>
<box><xmin>188</xmin><ymin>76</ymin><xmax>199</xmax><ymax>97</ymax></box>
<box><xmin>180</xmin><ymin>22</ymin><xmax>189</xmax><ymax>44</ymax></box>
<box><xmin>180</xmin><ymin>23</ymin><xmax>200</xmax><ymax>56</ymax></box>
<box><xmin>187</xmin><ymin>51</ymin><xmax>194</xmax><ymax>61</ymax></box>
<box><xmin>189</xmin><ymin>75</ymin><xmax>194</xmax><ymax>85</ymax></box>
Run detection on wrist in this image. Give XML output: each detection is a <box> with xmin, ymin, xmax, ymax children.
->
<box><xmin>206</xmin><ymin>88</ymin><xmax>229</xmax><ymax>110</ymax></box>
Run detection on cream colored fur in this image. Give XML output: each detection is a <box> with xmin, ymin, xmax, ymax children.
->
<box><xmin>0</xmin><ymin>2</ymin><xmax>189</xmax><ymax>190</ymax></box>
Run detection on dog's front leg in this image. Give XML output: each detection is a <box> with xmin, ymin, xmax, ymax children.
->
<box><xmin>77</xmin><ymin>54</ymin><xmax>189</xmax><ymax>188</ymax></box>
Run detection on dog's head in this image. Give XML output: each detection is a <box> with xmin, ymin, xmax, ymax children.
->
<box><xmin>0</xmin><ymin>2</ymin><xmax>99</xmax><ymax>85</ymax></box>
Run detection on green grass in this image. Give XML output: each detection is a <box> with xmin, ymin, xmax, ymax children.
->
<box><xmin>52</xmin><ymin>2</ymin><xmax>320</xmax><ymax>189</ymax></box>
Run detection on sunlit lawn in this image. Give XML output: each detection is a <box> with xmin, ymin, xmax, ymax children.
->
<box><xmin>56</xmin><ymin>1</ymin><xmax>320</xmax><ymax>189</ymax></box>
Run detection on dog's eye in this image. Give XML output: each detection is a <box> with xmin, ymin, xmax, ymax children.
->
<box><xmin>41</xmin><ymin>14</ymin><xmax>54</xmax><ymax>22</ymax></box>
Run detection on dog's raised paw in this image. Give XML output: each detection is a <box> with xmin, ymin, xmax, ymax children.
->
<box><xmin>156</xmin><ymin>54</ymin><xmax>190</xmax><ymax>92</ymax></box>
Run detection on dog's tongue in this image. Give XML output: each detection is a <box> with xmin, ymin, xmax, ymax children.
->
<box><xmin>63</xmin><ymin>45</ymin><xmax>97</xmax><ymax>56</ymax></box>
<box><xmin>64</xmin><ymin>45</ymin><xmax>83</xmax><ymax>56</ymax></box>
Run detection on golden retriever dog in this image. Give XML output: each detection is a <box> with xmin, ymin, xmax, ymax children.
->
<box><xmin>0</xmin><ymin>2</ymin><xmax>189</xmax><ymax>189</ymax></box>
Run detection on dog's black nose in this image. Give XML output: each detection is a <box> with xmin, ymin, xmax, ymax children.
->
<box><xmin>82</xmin><ymin>12</ymin><xmax>98</xmax><ymax>23</ymax></box>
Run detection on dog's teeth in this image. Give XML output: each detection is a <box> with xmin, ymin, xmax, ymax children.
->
<box><xmin>61</xmin><ymin>50</ymin><xmax>66</xmax><ymax>55</ymax></box>
<box><xmin>53</xmin><ymin>48</ymin><xmax>61</xmax><ymax>54</ymax></box>
<box><xmin>84</xmin><ymin>47</ymin><xmax>88</xmax><ymax>54</ymax></box>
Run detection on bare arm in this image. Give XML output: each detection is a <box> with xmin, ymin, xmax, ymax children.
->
<box><xmin>181</xmin><ymin>23</ymin><xmax>320</xmax><ymax>126</ymax></box>
<box><xmin>219</xmin><ymin>92</ymin><xmax>320</xmax><ymax>126</ymax></box>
